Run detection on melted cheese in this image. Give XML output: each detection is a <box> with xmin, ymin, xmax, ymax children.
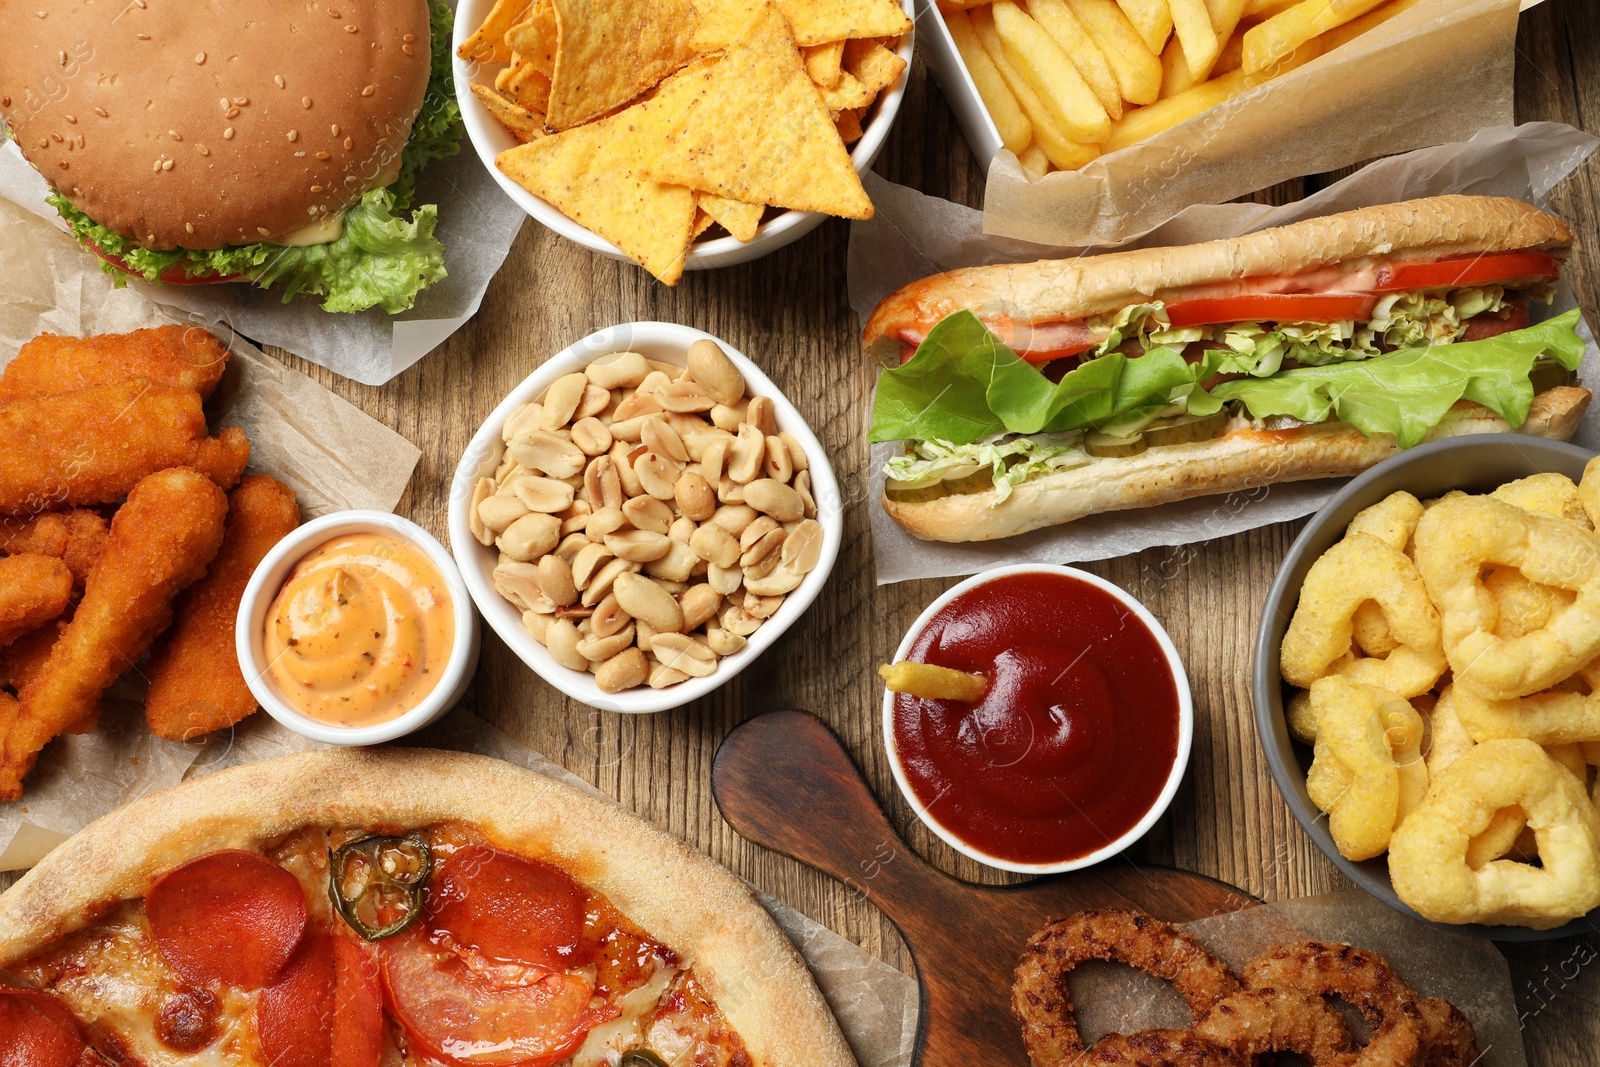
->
<box><xmin>272</xmin><ymin>212</ymin><xmax>344</xmax><ymax>247</ymax></box>
<box><xmin>568</xmin><ymin>962</ymin><xmax>679</xmax><ymax>1067</ymax></box>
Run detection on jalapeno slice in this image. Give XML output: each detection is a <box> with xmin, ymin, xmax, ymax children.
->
<box><xmin>618</xmin><ymin>1052</ymin><xmax>669</xmax><ymax>1067</ymax></box>
<box><xmin>329</xmin><ymin>833</ymin><xmax>432</xmax><ymax>941</ymax></box>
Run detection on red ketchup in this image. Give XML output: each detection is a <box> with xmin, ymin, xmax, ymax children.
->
<box><xmin>891</xmin><ymin>572</ymin><xmax>1182</xmax><ymax>865</ymax></box>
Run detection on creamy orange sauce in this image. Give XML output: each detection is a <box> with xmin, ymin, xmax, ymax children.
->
<box><xmin>263</xmin><ymin>533</ymin><xmax>454</xmax><ymax>727</ymax></box>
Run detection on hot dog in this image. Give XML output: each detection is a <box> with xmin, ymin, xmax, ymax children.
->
<box><xmin>864</xmin><ymin>196</ymin><xmax>1591</xmax><ymax>542</ymax></box>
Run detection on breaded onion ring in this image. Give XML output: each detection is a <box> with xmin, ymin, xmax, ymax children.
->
<box><xmin>1191</xmin><ymin>988</ymin><xmax>1356</xmax><ymax>1065</ymax></box>
<box><xmin>1243</xmin><ymin>942</ymin><xmax>1424</xmax><ymax>1067</ymax></box>
<box><xmin>1012</xmin><ymin>910</ymin><xmax>1241</xmax><ymax>1066</ymax></box>
<box><xmin>1418</xmin><ymin>996</ymin><xmax>1482</xmax><ymax>1067</ymax></box>
<box><xmin>1079</xmin><ymin>1030</ymin><xmax>1244</xmax><ymax>1066</ymax></box>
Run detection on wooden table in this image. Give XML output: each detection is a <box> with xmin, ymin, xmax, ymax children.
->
<box><xmin>268</xmin><ymin>2</ymin><xmax>1600</xmax><ymax>1062</ymax></box>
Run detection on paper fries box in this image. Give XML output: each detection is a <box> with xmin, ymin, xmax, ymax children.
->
<box><xmin>917</xmin><ymin>0</ymin><xmax>1522</xmax><ymax>246</ymax></box>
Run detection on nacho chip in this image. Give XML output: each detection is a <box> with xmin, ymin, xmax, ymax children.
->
<box><xmin>803</xmin><ymin>41</ymin><xmax>845</xmax><ymax>89</ymax></box>
<box><xmin>497</xmin><ymin>60</ymin><xmax>553</xmax><ymax>114</ymax></box>
<box><xmin>818</xmin><ymin>70</ymin><xmax>874</xmax><ymax>112</ymax></box>
<box><xmin>775</xmin><ymin>0</ymin><xmax>910</xmax><ymax>47</ymax></box>
<box><xmin>835</xmin><ymin>108</ymin><xmax>864</xmax><ymax>145</ymax></box>
<box><xmin>506</xmin><ymin>0</ymin><xmax>558</xmax><ymax>77</ymax></box>
<box><xmin>497</xmin><ymin>111</ymin><xmax>698</xmax><ymax>284</ymax></box>
<box><xmin>697</xmin><ymin>192</ymin><xmax>764</xmax><ymax>242</ymax></box>
<box><xmin>547</xmin><ymin>0</ymin><xmax>703</xmax><ymax>130</ymax></box>
<box><xmin>843</xmin><ymin>38</ymin><xmax>905</xmax><ymax>94</ymax></box>
<box><xmin>460</xmin><ymin>0</ymin><xmax>533</xmax><ymax>63</ymax></box>
<box><xmin>635</xmin><ymin>2</ymin><xmax>871</xmax><ymax>219</ymax></box>
<box><xmin>472</xmin><ymin>82</ymin><xmax>548</xmax><ymax>143</ymax></box>
<box><xmin>692</xmin><ymin>208</ymin><xmax>716</xmax><ymax>240</ymax></box>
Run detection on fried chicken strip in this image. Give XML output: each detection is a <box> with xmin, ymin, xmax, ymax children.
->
<box><xmin>0</xmin><ymin>555</ymin><xmax>73</xmax><ymax>649</ymax></box>
<box><xmin>1</xmin><ymin>468</ymin><xmax>227</xmax><ymax>799</ymax></box>
<box><xmin>0</xmin><ymin>325</ymin><xmax>230</xmax><ymax>400</ymax></box>
<box><xmin>0</xmin><ymin>380</ymin><xmax>246</xmax><ymax>514</ymax></box>
<box><xmin>0</xmin><ymin>617</ymin><xmax>65</xmax><ymax>693</ymax></box>
<box><xmin>0</xmin><ymin>509</ymin><xmax>109</xmax><ymax>584</ymax></box>
<box><xmin>145</xmin><ymin>476</ymin><xmax>299</xmax><ymax>740</ymax></box>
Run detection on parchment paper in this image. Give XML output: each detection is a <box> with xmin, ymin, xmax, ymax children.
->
<box><xmin>1069</xmin><ymin>889</ymin><xmax>1525</xmax><ymax>1065</ymax></box>
<box><xmin>0</xmin><ymin>192</ymin><xmax>422</xmax><ymax>868</ymax></box>
<box><xmin>979</xmin><ymin>0</ymin><xmax>1519</xmax><ymax>247</ymax></box>
<box><xmin>0</xmin><ymin>92</ymin><xmax>525</xmax><ymax>386</ymax></box>
<box><xmin>849</xmin><ymin>122</ymin><xmax>1600</xmax><ymax>583</ymax></box>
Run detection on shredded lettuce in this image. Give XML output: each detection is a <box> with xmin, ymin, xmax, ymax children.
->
<box><xmin>46</xmin><ymin>0</ymin><xmax>461</xmax><ymax>313</ymax></box>
<box><xmin>884</xmin><ymin>434</ymin><xmax>1090</xmax><ymax>503</ymax></box>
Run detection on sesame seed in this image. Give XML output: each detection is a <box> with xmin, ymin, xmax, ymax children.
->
<box><xmin>315</xmin><ymin>150</ymin><xmax>329</xmax><ymax>160</ymax></box>
<box><xmin>75</xmin><ymin>134</ymin><xmax>83</xmax><ymax>147</ymax></box>
<box><xmin>136</xmin><ymin>32</ymin><xmax>149</xmax><ymax>39</ymax></box>
<box><xmin>195</xmin><ymin>51</ymin><xmax>206</xmax><ymax>64</ymax></box>
<box><xmin>293</xmin><ymin>150</ymin><xmax>306</xmax><ymax>157</ymax></box>
<box><xmin>344</xmin><ymin>23</ymin><xmax>357</xmax><ymax>32</ymax></box>
<box><xmin>197</xmin><ymin>144</ymin><xmax>210</xmax><ymax>156</ymax></box>
<box><xmin>275</xmin><ymin>74</ymin><xmax>286</xmax><ymax>88</ymax></box>
<box><xmin>343</xmin><ymin>136</ymin><xmax>353</xmax><ymax>150</ymax></box>
<box><xmin>224</xmin><ymin>127</ymin><xmax>235</xmax><ymax>139</ymax></box>
<box><xmin>161</xmin><ymin>159</ymin><xmax>173</xmax><ymax>170</ymax></box>
<box><xmin>258</xmin><ymin>227</ymin><xmax>271</xmax><ymax>236</ymax></box>
<box><xmin>36</xmin><ymin>138</ymin><xmax>46</xmax><ymax>149</ymax></box>
<box><xmin>361</xmin><ymin>85</ymin><xmax>374</xmax><ymax>97</ymax></box>
<box><xmin>234</xmin><ymin>96</ymin><xmax>249</xmax><ymax>106</ymax></box>
<box><xmin>152</xmin><ymin>160</ymin><xmax>160</xmax><ymax>172</ymax></box>
<box><xmin>94</xmin><ymin>106</ymin><xmax>107</xmax><ymax>117</ymax></box>
<box><xmin>226</xmin><ymin>107</ymin><xmax>240</xmax><ymax>118</ymax></box>
<box><xmin>403</xmin><ymin>33</ymin><xmax>415</xmax><ymax>42</ymax></box>
<box><xmin>287</xmin><ymin>129</ymin><xmax>298</xmax><ymax>142</ymax></box>
<box><xmin>185</xmin><ymin>222</ymin><xmax>194</xmax><ymax>233</ymax></box>
<box><xmin>57</xmin><ymin>161</ymin><xmax>68</xmax><ymax>170</ymax></box>
<box><xmin>329</xmin><ymin>8</ymin><xmax>341</xmax><ymax>16</ymax></box>
<box><xmin>51</xmin><ymin>133</ymin><xmax>62</xmax><ymax>142</ymax></box>
<box><xmin>168</xmin><ymin>129</ymin><xmax>181</xmax><ymax>140</ymax></box>
<box><xmin>402</xmin><ymin>43</ymin><xmax>412</xmax><ymax>55</ymax></box>
<box><xmin>310</xmin><ymin>184</ymin><xmax>324</xmax><ymax>193</ymax></box>
<box><xmin>146</xmin><ymin>234</ymin><xmax>155</xmax><ymax>243</ymax></box>
<box><xmin>0</xmin><ymin>96</ymin><xmax>9</xmax><ymax>107</ymax></box>
<box><xmin>57</xmin><ymin>50</ymin><xmax>66</xmax><ymax>66</ymax></box>
<box><xmin>220</xmin><ymin>97</ymin><xmax>230</xmax><ymax>110</ymax></box>
<box><xmin>330</xmin><ymin>124</ymin><xmax>340</xmax><ymax>135</ymax></box>
<box><xmin>302</xmin><ymin>96</ymin><xmax>312</xmax><ymax>108</ymax></box>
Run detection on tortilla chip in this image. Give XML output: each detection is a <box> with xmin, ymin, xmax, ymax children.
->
<box><xmin>689</xmin><ymin>0</ymin><xmax>763</xmax><ymax>50</ymax></box>
<box><xmin>460</xmin><ymin>0</ymin><xmax>532</xmax><ymax>63</ymax></box>
<box><xmin>692</xmin><ymin>208</ymin><xmax>716</xmax><ymax>240</ymax></box>
<box><xmin>697</xmin><ymin>192</ymin><xmax>764</xmax><ymax>242</ymax></box>
<box><xmin>803</xmin><ymin>41</ymin><xmax>845</xmax><ymax>89</ymax></box>
<box><xmin>472</xmin><ymin>83</ymin><xmax>548</xmax><ymax>143</ymax></box>
<box><xmin>774</xmin><ymin>0</ymin><xmax>910</xmax><ymax>47</ymax></box>
<box><xmin>497</xmin><ymin>60</ymin><xmax>553</xmax><ymax>114</ymax></box>
<box><xmin>547</xmin><ymin>0</ymin><xmax>702</xmax><ymax>130</ymax></box>
<box><xmin>835</xmin><ymin>108</ymin><xmax>863</xmax><ymax>145</ymax></box>
<box><xmin>497</xmin><ymin>111</ymin><xmax>697</xmax><ymax>285</ymax></box>
<box><xmin>818</xmin><ymin>70</ymin><xmax>874</xmax><ymax>111</ymax></box>
<box><xmin>842</xmin><ymin>39</ymin><xmax>905</xmax><ymax>94</ymax></box>
<box><xmin>634</xmin><ymin>3</ymin><xmax>871</xmax><ymax>219</ymax></box>
<box><xmin>506</xmin><ymin>0</ymin><xmax>558</xmax><ymax>77</ymax></box>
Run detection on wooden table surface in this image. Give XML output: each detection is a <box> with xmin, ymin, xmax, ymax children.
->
<box><xmin>267</xmin><ymin>2</ymin><xmax>1600</xmax><ymax>1062</ymax></box>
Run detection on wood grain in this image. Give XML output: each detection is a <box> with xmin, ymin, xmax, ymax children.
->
<box><xmin>235</xmin><ymin>3</ymin><xmax>1591</xmax><ymax>1062</ymax></box>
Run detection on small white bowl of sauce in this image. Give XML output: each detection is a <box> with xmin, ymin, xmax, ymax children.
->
<box><xmin>236</xmin><ymin>510</ymin><xmax>481</xmax><ymax>745</ymax></box>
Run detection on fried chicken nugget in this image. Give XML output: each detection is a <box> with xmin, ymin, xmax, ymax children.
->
<box><xmin>0</xmin><ymin>380</ymin><xmax>245</xmax><ymax>515</ymax></box>
<box><xmin>0</xmin><ymin>326</ymin><xmax>230</xmax><ymax>401</ymax></box>
<box><xmin>145</xmin><ymin>476</ymin><xmax>299</xmax><ymax>740</ymax></box>
<box><xmin>0</xmin><ymin>509</ymin><xmax>109</xmax><ymax>584</ymax></box>
<box><xmin>0</xmin><ymin>555</ymin><xmax>73</xmax><ymax>649</ymax></box>
<box><xmin>0</xmin><ymin>468</ymin><xmax>227</xmax><ymax>799</ymax></box>
<box><xmin>0</xmin><ymin>615</ymin><xmax>69</xmax><ymax>693</ymax></box>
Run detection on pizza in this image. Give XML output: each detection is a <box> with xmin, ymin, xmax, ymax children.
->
<box><xmin>0</xmin><ymin>749</ymin><xmax>855</xmax><ymax>1067</ymax></box>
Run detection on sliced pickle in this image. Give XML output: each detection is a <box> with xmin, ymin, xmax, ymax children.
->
<box><xmin>943</xmin><ymin>471</ymin><xmax>998</xmax><ymax>495</ymax></box>
<box><xmin>1530</xmin><ymin>361</ymin><xmax>1575</xmax><ymax>394</ymax></box>
<box><xmin>1085</xmin><ymin>432</ymin><xmax>1148</xmax><ymax>458</ymax></box>
<box><xmin>884</xmin><ymin>483</ymin><xmax>949</xmax><ymax>503</ymax></box>
<box><xmin>1140</xmin><ymin>410</ymin><xmax>1230</xmax><ymax>448</ymax></box>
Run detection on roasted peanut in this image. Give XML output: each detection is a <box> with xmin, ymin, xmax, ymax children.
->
<box><xmin>686</xmin><ymin>339</ymin><xmax>745</xmax><ymax>406</ymax></box>
<box><xmin>583</xmin><ymin>455</ymin><xmax>624</xmax><ymax>512</ymax></box>
<box><xmin>710</xmin><ymin>402</ymin><xmax>747</xmax><ymax>432</ymax></box>
<box><xmin>571</xmin><ymin>541</ymin><xmax>615</xmax><ymax>588</ymax></box>
<box><xmin>612</xmin><ymin>391</ymin><xmax>662</xmax><ymax>423</ymax></box>
<box><xmin>575</xmin><ymin>383</ymin><xmax>612</xmax><ymax>420</ymax></box>
<box><xmin>537</xmin><ymin>554</ymin><xmax>578</xmax><ymax>607</ymax></box>
<box><xmin>509</xmin><ymin>432</ymin><xmax>585</xmax><ymax>480</ymax></box>
<box><xmin>571</xmin><ymin>417</ymin><xmax>613</xmax><ymax>456</ymax></box>
<box><xmin>586</xmin><ymin>352</ymin><xmax>651</xmax><ymax>389</ymax></box>
<box><xmin>707</xmin><ymin>563</ymin><xmax>742</xmax><ymax>596</ymax></box>
<box><xmin>746</xmin><ymin>396</ymin><xmax>777</xmax><ymax>437</ymax></box>
<box><xmin>795</xmin><ymin>469</ymin><xmax>817</xmax><ymax>519</ymax></box>
<box><xmin>492</xmin><ymin>561</ymin><xmax>543</xmax><ymax>611</ymax></box>
<box><xmin>499</xmin><ymin>513</ymin><xmax>561</xmax><ymax>562</ymax></box>
<box><xmin>577</xmin><ymin>626</ymin><xmax>635</xmax><ymax>663</ymax></box>
<box><xmin>778</xmin><ymin>431</ymin><xmax>808</xmax><ymax>473</ymax></box>
<box><xmin>622</xmin><ymin>495</ymin><xmax>674</xmax><ymax>535</ymax></box>
<box><xmin>675</xmin><ymin>471</ymin><xmax>716</xmax><ymax>521</ymax></box>
<box><xmin>727</xmin><ymin>423</ymin><xmax>764</xmax><ymax>483</ymax></box>
<box><xmin>648</xmin><ymin>660</ymin><xmax>690</xmax><ymax>688</ymax></box>
<box><xmin>651</xmin><ymin>632</ymin><xmax>716</xmax><ymax>677</ymax></box>
<box><xmin>511</xmin><ymin>475</ymin><xmax>576</xmax><ymax>514</ymax></box>
<box><xmin>558</xmin><ymin>500</ymin><xmax>592</xmax><ymax>536</ymax></box>
<box><xmin>546</xmin><ymin>619</ymin><xmax>588</xmax><ymax>671</ymax></box>
<box><xmin>635</xmin><ymin>369</ymin><xmax>671</xmax><ymax>398</ymax></box>
<box><xmin>584</xmin><ymin>505</ymin><xmax>627</xmax><ymax>542</ymax></box>
<box><xmin>763</xmin><ymin>436</ymin><xmax>793</xmax><ymax>483</ymax></box>
<box><xmin>739</xmin><ymin>515</ymin><xmax>779</xmax><ymax>551</ymax></box>
<box><xmin>590</xmin><ymin>593</ymin><xmax>631</xmax><ymax>638</ymax></box>
<box><xmin>641</xmin><ymin>416</ymin><xmax>689</xmax><ymax>463</ymax></box>
<box><xmin>706</xmin><ymin>627</ymin><xmax>746</xmax><ymax>656</ymax></box>
<box><xmin>502</xmin><ymin>401</ymin><xmax>543</xmax><ymax>442</ymax></box>
<box><xmin>469</xmin><ymin>477</ymin><xmax>495</xmax><ymax>546</ymax></box>
<box><xmin>781</xmin><ymin>519</ymin><xmax>824</xmax><ymax>573</ymax></box>
<box><xmin>523</xmin><ymin>610</ymin><xmax>551</xmax><ymax>645</ymax></box>
<box><xmin>478</xmin><ymin>492</ymin><xmax>530</xmax><ymax>534</ymax></box>
<box><xmin>691</xmin><ymin>523</ymin><xmax>741</xmax><ymax>569</ymax></box>
<box><xmin>744</xmin><ymin>592</ymin><xmax>785</xmax><ymax>619</ymax></box>
<box><xmin>611</xmin><ymin>441</ymin><xmax>646</xmax><ymax>496</ymax></box>
<box><xmin>605</xmin><ymin>529</ymin><xmax>671</xmax><ymax>563</ymax></box>
<box><xmin>710</xmin><ymin>504</ymin><xmax>759</xmax><ymax>537</ymax></box>
<box><xmin>541</xmin><ymin>373</ymin><xmax>589</xmax><ymax>429</ymax></box>
<box><xmin>717</xmin><ymin>476</ymin><xmax>745</xmax><ymax>503</ymax></box>
<box><xmin>582</xmin><ymin>556</ymin><xmax>639</xmax><ymax>607</ymax></box>
<box><xmin>700</xmin><ymin>438</ymin><xmax>729</xmax><ymax>484</ymax></box>
<box><xmin>680</xmin><ymin>585</ymin><xmax>722</xmax><ymax>630</ymax></box>
<box><xmin>613</xmin><ymin>572</ymin><xmax>684</xmax><ymax>633</ymax></box>
<box><xmin>668</xmin><ymin>516</ymin><xmax>697</xmax><ymax>544</ymax></box>
<box><xmin>658</xmin><ymin>380</ymin><xmax>715</xmax><ymax>413</ymax></box>
<box><xmin>743</xmin><ymin>478</ymin><xmax>803</xmax><ymax>522</ymax></box>
<box><xmin>745</xmin><ymin>546</ymin><xmax>782</xmax><ymax>581</ymax></box>
<box><xmin>744</xmin><ymin>563</ymin><xmax>805</xmax><ymax>596</ymax></box>
<box><xmin>634</xmin><ymin>452</ymin><xmax>682</xmax><ymax>500</ymax></box>
<box><xmin>644</xmin><ymin>539</ymin><xmax>698</xmax><ymax>582</ymax></box>
<box><xmin>595</xmin><ymin>647</ymin><xmax>650</xmax><ymax>692</ymax></box>
<box><xmin>720</xmin><ymin>603</ymin><xmax>764</xmax><ymax>637</ymax></box>
<box><xmin>635</xmin><ymin>616</ymin><xmax>658</xmax><ymax>651</ymax></box>
<box><xmin>554</xmin><ymin>532</ymin><xmax>591</xmax><ymax>563</ymax></box>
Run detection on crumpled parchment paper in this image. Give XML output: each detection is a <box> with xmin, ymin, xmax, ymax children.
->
<box><xmin>848</xmin><ymin>122</ymin><xmax>1600</xmax><ymax>584</ymax></box>
<box><xmin>0</xmin><ymin>192</ymin><xmax>421</xmax><ymax>869</ymax></box>
<box><xmin>976</xmin><ymin>0</ymin><xmax>1519</xmax><ymax>247</ymax></box>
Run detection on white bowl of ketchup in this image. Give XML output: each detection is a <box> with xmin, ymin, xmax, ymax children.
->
<box><xmin>236</xmin><ymin>510</ymin><xmax>482</xmax><ymax>746</ymax></box>
<box><xmin>882</xmin><ymin>564</ymin><xmax>1193</xmax><ymax>874</ymax></box>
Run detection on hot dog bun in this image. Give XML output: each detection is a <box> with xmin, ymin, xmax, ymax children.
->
<box><xmin>862</xmin><ymin>196</ymin><xmax>1572</xmax><ymax>362</ymax></box>
<box><xmin>883</xmin><ymin>387</ymin><xmax>1591</xmax><ymax>543</ymax></box>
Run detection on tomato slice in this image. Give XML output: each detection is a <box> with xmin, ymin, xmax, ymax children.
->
<box><xmin>146</xmin><ymin>850</ymin><xmax>308</xmax><ymax>990</ymax></box>
<box><xmin>1164</xmin><ymin>293</ymin><xmax>1380</xmax><ymax>328</ymax></box>
<box><xmin>424</xmin><ymin>846</ymin><xmax>584</xmax><ymax>972</ymax></box>
<box><xmin>333</xmin><ymin>938</ymin><xmax>386</xmax><ymax>1067</ymax></box>
<box><xmin>1374</xmin><ymin>251</ymin><xmax>1560</xmax><ymax>292</ymax></box>
<box><xmin>894</xmin><ymin>320</ymin><xmax>1101</xmax><ymax>364</ymax></box>
<box><xmin>85</xmin><ymin>245</ymin><xmax>246</xmax><ymax>285</ymax></box>
<box><xmin>0</xmin><ymin>988</ymin><xmax>86</xmax><ymax>1067</ymax></box>
<box><xmin>380</xmin><ymin>930</ymin><xmax>609</xmax><ymax>1067</ymax></box>
<box><xmin>257</xmin><ymin>936</ymin><xmax>335</xmax><ymax>1067</ymax></box>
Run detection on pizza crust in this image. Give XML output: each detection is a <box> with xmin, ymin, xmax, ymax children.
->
<box><xmin>0</xmin><ymin>748</ymin><xmax>857</xmax><ymax>1067</ymax></box>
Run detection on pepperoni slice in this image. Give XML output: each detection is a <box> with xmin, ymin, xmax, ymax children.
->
<box><xmin>333</xmin><ymin>937</ymin><xmax>385</xmax><ymax>1067</ymax></box>
<box><xmin>380</xmin><ymin>930</ymin><xmax>608</xmax><ymax>1066</ymax></box>
<box><xmin>424</xmin><ymin>846</ymin><xmax>584</xmax><ymax>971</ymax></box>
<box><xmin>0</xmin><ymin>987</ymin><xmax>87</xmax><ymax>1067</ymax></box>
<box><xmin>146</xmin><ymin>850</ymin><xmax>307</xmax><ymax>990</ymax></box>
<box><xmin>257</xmin><ymin>935</ymin><xmax>335</xmax><ymax>1067</ymax></box>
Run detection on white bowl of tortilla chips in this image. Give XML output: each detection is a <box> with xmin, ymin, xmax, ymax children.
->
<box><xmin>454</xmin><ymin>0</ymin><xmax>913</xmax><ymax>285</ymax></box>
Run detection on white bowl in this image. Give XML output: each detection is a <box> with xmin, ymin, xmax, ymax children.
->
<box><xmin>452</xmin><ymin>0</ymin><xmax>914</xmax><ymax>271</ymax></box>
<box><xmin>881</xmin><ymin>564</ymin><xmax>1193</xmax><ymax>874</ymax></box>
<box><xmin>236</xmin><ymin>511</ymin><xmax>482</xmax><ymax>745</ymax></box>
<box><xmin>449</xmin><ymin>322</ymin><xmax>843</xmax><ymax>713</ymax></box>
<box><xmin>915</xmin><ymin>3</ymin><xmax>1005</xmax><ymax>171</ymax></box>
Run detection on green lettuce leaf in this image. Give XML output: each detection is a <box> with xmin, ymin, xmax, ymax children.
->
<box><xmin>883</xmin><ymin>434</ymin><xmax>1090</xmax><ymax>503</ymax></box>
<box><xmin>1186</xmin><ymin>309</ymin><xmax>1586</xmax><ymax>447</ymax></box>
<box><xmin>868</xmin><ymin>310</ymin><xmax>1216</xmax><ymax>445</ymax></box>
<box><xmin>44</xmin><ymin>0</ymin><xmax>461</xmax><ymax>314</ymax></box>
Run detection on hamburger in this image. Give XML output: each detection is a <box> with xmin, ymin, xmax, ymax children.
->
<box><xmin>0</xmin><ymin>0</ymin><xmax>463</xmax><ymax>314</ymax></box>
<box><xmin>864</xmin><ymin>196</ymin><xmax>1591</xmax><ymax>542</ymax></box>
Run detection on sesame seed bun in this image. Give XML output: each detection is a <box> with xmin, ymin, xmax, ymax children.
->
<box><xmin>0</xmin><ymin>0</ymin><xmax>432</xmax><ymax>250</ymax></box>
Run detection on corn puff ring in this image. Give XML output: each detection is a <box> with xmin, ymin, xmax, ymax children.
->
<box><xmin>1242</xmin><ymin>943</ymin><xmax>1424</xmax><ymax>1067</ymax></box>
<box><xmin>1388</xmin><ymin>739</ymin><xmax>1600</xmax><ymax>928</ymax></box>
<box><xmin>1483</xmin><ymin>566</ymin><xmax>1574</xmax><ymax>639</ymax></box>
<box><xmin>1580</xmin><ymin>456</ymin><xmax>1600</xmax><ymax>529</ymax></box>
<box><xmin>1190</xmin><ymin>989</ymin><xmax>1355</xmax><ymax>1065</ymax></box>
<box><xmin>1281</xmin><ymin>532</ymin><xmax>1445</xmax><ymax>698</ymax></box>
<box><xmin>1414</xmin><ymin>495</ymin><xmax>1600</xmax><ymax>700</ymax></box>
<box><xmin>1424</xmin><ymin>687</ymin><xmax>1529</xmax><ymax>868</ymax></box>
<box><xmin>1491</xmin><ymin>472</ymin><xmax>1592</xmax><ymax>528</ymax></box>
<box><xmin>1304</xmin><ymin>678</ymin><xmax>1428</xmax><ymax>861</ymax></box>
<box><xmin>1349</xmin><ymin>490</ymin><xmax>1426</xmax><ymax>550</ymax></box>
<box><xmin>1287</xmin><ymin>689</ymin><xmax>1318</xmax><ymax>744</ymax></box>
<box><xmin>1451</xmin><ymin>677</ymin><xmax>1600</xmax><ymax>746</ymax></box>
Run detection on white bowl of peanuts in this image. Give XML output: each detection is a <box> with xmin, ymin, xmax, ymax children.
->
<box><xmin>448</xmin><ymin>322</ymin><xmax>842</xmax><ymax>712</ymax></box>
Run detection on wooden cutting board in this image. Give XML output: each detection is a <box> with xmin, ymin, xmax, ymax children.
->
<box><xmin>711</xmin><ymin>710</ymin><xmax>1257</xmax><ymax>1067</ymax></box>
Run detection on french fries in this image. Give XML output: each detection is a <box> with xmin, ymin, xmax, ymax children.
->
<box><xmin>941</xmin><ymin>0</ymin><xmax>1414</xmax><ymax>176</ymax></box>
